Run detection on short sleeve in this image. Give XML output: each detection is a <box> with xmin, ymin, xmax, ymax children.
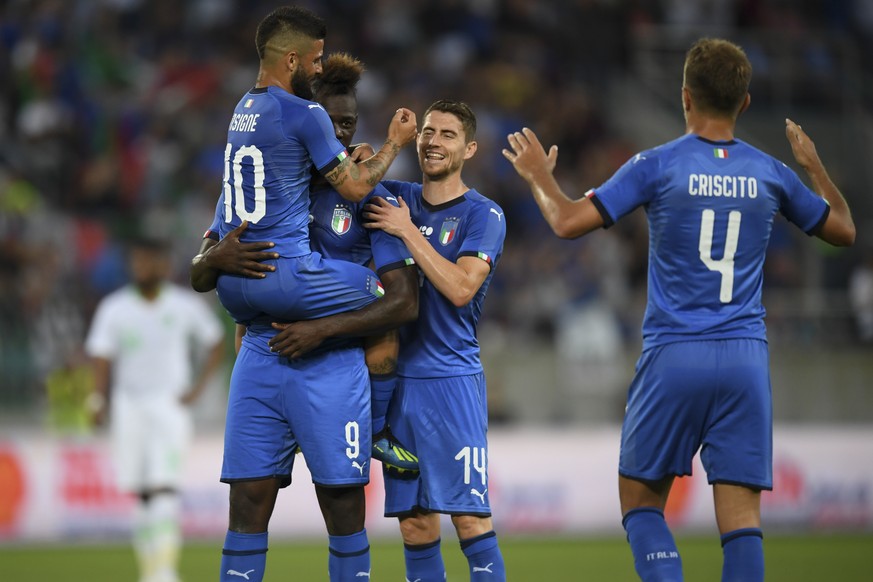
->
<box><xmin>296</xmin><ymin>103</ymin><xmax>348</xmax><ymax>173</ymax></box>
<box><xmin>776</xmin><ymin>163</ymin><xmax>830</xmax><ymax>235</ymax></box>
<box><xmin>590</xmin><ymin>152</ymin><xmax>660</xmax><ymax>227</ymax></box>
<box><xmin>458</xmin><ymin>201</ymin><xmax>506</xmax><ymax>270</ymax></box>
<box><xmin>365</xmin><ymin>185</ymin><xmax>416</xmax><ymax>274</ymax></box>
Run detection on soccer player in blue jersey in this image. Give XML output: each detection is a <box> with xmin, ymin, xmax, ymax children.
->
<box><xmin>189</xmin><ymin>6</ymin><xmax>416</xmax><ymax>582</ymax></box>
<box><xmin>266</xmin><ymin>52</ymin><xmax>420</xmax><ymax>472</ymax></box>
<box><xmin>361</xmin><ymin>99</ymin><xmax>508</xmax><ymax>581</ymax></box>
<box><xmin>503</xmin><ymin>38</ymin><xmax>855</xmax><ymax>582</ymax></box>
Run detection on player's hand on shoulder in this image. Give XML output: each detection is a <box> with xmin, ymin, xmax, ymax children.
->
<box><xmin>269</xmin><ymin>321</ymin><xmax>326</xmax><ymax>359</ymax></box>
<box><xmin>363</xmin><ymin>195</ymin><xmax>412</xmax><ymax>237</ymax></box>
<box><xmin>502</xmin><ymin>127</ymin><xmax>558</xmax><ymax>183</ymax></box>
<box><xmin>388</xmin><ymin>108</ymin><xmax>418</xmax><ymax>147</ymax></box>
<box><xmin>206</xmin><ymin>221</ymin><xmax>279</xmax><ymax>278</ymax></box>
<box><xmin>785</xmin><ymin>118</ymin><xmax>822</xmax><ymax>172</ymax></box>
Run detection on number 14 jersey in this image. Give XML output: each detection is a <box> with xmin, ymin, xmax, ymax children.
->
<box><xmin>588</xmin><ymin>134</ymin><xmax>829</xmax><ymax>350</ymax></box>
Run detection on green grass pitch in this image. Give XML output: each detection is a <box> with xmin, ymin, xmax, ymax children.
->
<box><xmin>2</xmin><ymin>533</ymin><xmax>871</xmax><ymax>580</ymax></box>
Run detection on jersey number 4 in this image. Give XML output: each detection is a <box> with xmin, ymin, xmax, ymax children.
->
<box><xmin>699</xmin><ymin>209</ymin><xmax>741</xmax><ymax>304</ymax></box>
<box><xmin>223</xmin><ymin>143</ymin><xmax>266</xmax><ymax>224</ymax></box>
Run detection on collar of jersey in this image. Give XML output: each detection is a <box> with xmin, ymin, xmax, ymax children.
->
<box><xmin>694</xmin><ymin>135</ymin><xmax>737</xmax><ymax>146</ymax></box>
<box><xmin>422</xmin><ymin>194</ymin><xmax>467</xmax><ymax>212</ymax></box>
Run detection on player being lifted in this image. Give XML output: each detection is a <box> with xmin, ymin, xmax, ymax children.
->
<box><xmin>503</xmin><ymin>38</ymin><xmax>854</xmax><ymax>582</ymax></box>
<box><xmin>190</xmin><ymin>6</ymin><xmax>416</xmax><ymax>582</ymax></box>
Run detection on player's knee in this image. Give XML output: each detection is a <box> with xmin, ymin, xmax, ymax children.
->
<box><xmin>451</xmin><ymin>514</ymin><xmax>493</xmax><ymax>541</ymax></box>
<box><xmin>398</xmin><ymin>511</ymin><xmax>440</xmax><ymax>545</ymax></box>
<box><xmin>315</xmin><ymin>485</ymin><xmax>365</xmax><ymax>535</ymax></box>
<box><xmin>228</xmin><ymin>480</ymin><xmax>279</xmax><ymax>532</ymax></box>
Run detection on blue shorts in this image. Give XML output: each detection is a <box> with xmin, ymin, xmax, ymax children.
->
<box><xmin>216</xmin><ymin>252</ymin><xmax>381</xmax><ymax>324</ymax></box>
<box><xmin>383</xmin><ymin>373</ymin><xmax>492</xmax><ymax>516</ymax></box>
<box><xmin>619</xmin><ymin>338</ymin><xmax>773</xmax><ymax>490</ymax></box>
<box><xmin>221</xmin><ymin>344</ymin><xmax>371</xmax><ymax>487</ymax></box>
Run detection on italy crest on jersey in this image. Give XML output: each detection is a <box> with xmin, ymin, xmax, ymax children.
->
<box><xmin>331</xmin><ymin>206</ymin><xmax>353</xmax><ymax>235</ymax></box>
<box><xmin>439</xmin><ymin>218</ymin><xmax>459</xmax><ymax>246</ymax></box>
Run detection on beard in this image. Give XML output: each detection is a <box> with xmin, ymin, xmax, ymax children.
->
<box><xmin>421</xmin><ymin>155</ymin><xmax>464</xmax><ymax>181</ymax></box>
<box><xmin>291</xmin><ymin>67</ymin><xmax>314</xmax><ymax>100</ymax></box>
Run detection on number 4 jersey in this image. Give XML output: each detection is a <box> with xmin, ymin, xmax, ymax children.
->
<box><xmin>218</xmin><ymin>86</ymin><xmax>349</xmax><ymax>258</ymax></box>
<box><xmin>588</xmin><ymin>133</ymin><xmax>829</xmax><ymax>350</ymax></box>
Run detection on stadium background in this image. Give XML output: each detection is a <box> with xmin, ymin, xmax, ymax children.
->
<box><xmin>1</xmin><ymin>0</ymin><xmax>872</xmax><ymax>577</ymax></box>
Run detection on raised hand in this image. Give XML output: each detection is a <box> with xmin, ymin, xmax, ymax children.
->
<box><xmin>502</xmin><ymin>127</ymin><xmax>558</xmax><ymax>184</ymax></box>
<box><xmin>388</xmin><ymin>107</ymin><xmax>418</xmax><ymax>148</ymax></box>
<box><xmin>785</xmin><ymin>118</ymin><xmax>822</xmax><ymax>172</ymax></box>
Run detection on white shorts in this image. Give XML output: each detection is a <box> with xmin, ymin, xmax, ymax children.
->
<box><xmin>110</xmin><ymin>394</ymin><xmax>192</xmax><ymax>492</ymax></box>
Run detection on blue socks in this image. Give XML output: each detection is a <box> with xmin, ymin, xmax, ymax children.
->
<box><xmin>622</xmin><ymin>507</ymin><xmax>683</xmax><ymax>581</ymax></box>
<box><xmin>461</xmin><ymin>531</ymin><xmax>506</xmax><ymax>580</ymax></box>
<box><xmin>220</xmin><ymin>531</ymin><xmax>268</xmax><ymax>582</ymax></box>
<box><xmin>370</xmin><ymin>373</ymin><xmax>396</xmax><ymax>435</ymax></box>
<box><xmin>721</xmin><ymin>527</ymin><xmax>764</xmax><ymax>582</ymax></box>
<box><xmin>404</xmin><ymin>538</ymin><xmax>446</xmax><ymax>582</ymax></box>
<box><xmin>328</xmin><ymin>529</ymin><xmax>370</xmax><ymax>581</ymax></box>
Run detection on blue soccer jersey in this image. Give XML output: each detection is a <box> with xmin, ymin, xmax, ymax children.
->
<box><xmin>381</xmin><ymin>181</ymin><xmax>506</xmax><ymax>378</ymax></box>
<box><xmin>589</xmin><ymin>134</ymin><xmax>829</xmax><ymax>350</ymax></box>
<box><xmin>309</xmin><ymin>182</ymin><xmax>414</xmax><ymax>274</ymax></box>
<box><xmin>218</xmin><ymin>87</ymin><xmax>349</xmax><ymax>258</ymax></box>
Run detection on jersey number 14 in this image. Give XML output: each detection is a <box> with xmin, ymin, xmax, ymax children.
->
<box><xmin>699</xmin><ymin>209</ymin><xmax>741</xmax><ymax>304</ymax></box>
<box><xmin>223</xmin><ymin>143</ymin><xmax>266</xmax><ymax>224</ymax></box>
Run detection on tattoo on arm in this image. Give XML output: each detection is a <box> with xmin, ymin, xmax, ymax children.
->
<box><xmin>325</xmin><ymin>140</ymin><xmax>401</xmax><ymax>190</ymax></box>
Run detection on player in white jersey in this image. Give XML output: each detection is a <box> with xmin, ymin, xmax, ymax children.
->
<box><xmin>85</xmin><ymin>237</ymin><xmax>224</xmax><ymax>582</ymax></box>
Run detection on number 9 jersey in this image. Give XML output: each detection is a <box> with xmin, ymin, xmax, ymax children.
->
<box><xmin>588</xmin><ymin>134</ymin><xmax>829</xmax><ymax>351</ymax></box>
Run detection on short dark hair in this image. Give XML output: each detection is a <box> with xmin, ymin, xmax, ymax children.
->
<box><xmin>683</xmin><ymin>38</ymin><xmax>752</xmax><ymax>118</ymax></box>
<box><xmin>313</xmin><ymin>52</ymin><xmax>364</xmax><ymax>102</ymax></box>
<box><xmin>255</xmin><ymin>5</ymin><xmax>327</xmax><ymax>60</ymax></box>
<box><xmin>423</xmin><ymin>99</ymin><xmax>477</xmax><ymax>142</ymax></box>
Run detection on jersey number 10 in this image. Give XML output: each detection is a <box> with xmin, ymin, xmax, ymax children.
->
<box><xmin>699</xmin><ymin>209</ymin><xmax>741</xmax><ymax>304</ymax></box>
<box><xmin>223</xmin><ymin>143</ymin><xmax>266</xmax><ymax>224</ymax></box>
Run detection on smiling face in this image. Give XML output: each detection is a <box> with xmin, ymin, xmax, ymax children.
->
<box><xmin>321</xmin><ymin>93</ymin><xmax>358</xmax><ymax>148</ymax></box>
<box><xmin>417</xmin><ymin>110</ymin><xmax>476</xmax><ymax>181</ymax></box>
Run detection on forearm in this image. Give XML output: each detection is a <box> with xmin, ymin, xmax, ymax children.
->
<box><xmin>400</xmin><ymin>228</ymin><xmax>475</xmax><ymax>307</ymax></box>
<box><xmin>304</xmin><ymin>269</ymin><xmax>417</xmax><ymax>338</ymax></box>
<box><xmin>190</xmin><ymin>252</ymin><xmax>220</xmax><ymax>292</ymax></box>
<box><xmin>331</xmin><ymin>140</ymin><xmax>402</xmax><ymax>202</ymax></box>
<box><xmin>807</xmin><ymin>164</ymin><xmax>852</xmax><ymax>227</ymax></box>
<box><xmin>190</xmin><ymin>239</ymin><xmax>219</xmax><ymax>292</ymax></box>
<box><xmin>527</xmin><ymin>171</ymin><xmax>590</xmax><ymax>239</ymax></box>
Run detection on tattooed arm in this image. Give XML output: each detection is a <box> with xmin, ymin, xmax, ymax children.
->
<box><xmin>324</xmin><ymin>108</ymin><xmax>417</xmax><ymax>202</ymax></box>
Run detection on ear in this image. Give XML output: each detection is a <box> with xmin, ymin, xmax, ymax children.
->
<box><xmin>682</xmin><ymin>86</ymin><xmax>692</xmax><ymax>113</ymax></box>
<box><xmin>737</xmin><ymin>93</ymin><xmax>751</xmax><ymax>116</ymax></box>
<box><xmin>464</xmin><ymin>140</ymin><xmax>478</xmax><ymax>160</ymax></box>
<box><xmin>285</xmin><ymin>50</ymin><xmax>297</xmax><ymax>74</ymax></box>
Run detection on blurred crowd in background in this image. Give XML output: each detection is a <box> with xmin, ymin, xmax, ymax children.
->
<box><xmin>2</xmin><ymin>0</ymin><xmax>872</xmax><ymax>419</ymax></box>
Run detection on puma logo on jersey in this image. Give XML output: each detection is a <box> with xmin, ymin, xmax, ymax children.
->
<box><xmin>352</xmin><ymin>461</ymin><xmax>366</xmax><ymax>476</ymax></box>
<box><xmin>308</xmin><ymin>103</ymin><xmax>325</xmax><ymax>111</ymax></box>
<box><xmin>470</xmin><ymin>488</ymin><xmax>487</xmax><ymax>503</ymax></box>
<box><xmin>490</xmin><ymin>208</ymin><xmax>504</xmax><ymax>221</ymax></box>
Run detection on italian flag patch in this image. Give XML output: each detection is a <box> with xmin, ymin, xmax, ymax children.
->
<box><xmin>714</xmin><ymin>148</ymin><xmax>729</xmax><ymax>159</ymax></box>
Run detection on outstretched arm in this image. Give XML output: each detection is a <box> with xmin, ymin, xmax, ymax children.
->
<box><xmin>190</xmin><ymin>221</ymin><xmax>279</xmax><ymax>292</ymax></box>
<box><xmin>784</xmin><ymin>118</ymin><xmax>855</xmax><ymax>247</ymax></box>
<box><xmin>502</xmin><ymin>127</ymin><xmax>604</xmax><ymax>239</ymax></box>
<box><xmin>268</xmin><ymin>265</ymin><xmax>418</xmax><ymax>359</ymax></box>
<box><xmin>323</xmin><ymin>108</ymin><xmax>418</xmax><ymax>202</ymax></box>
